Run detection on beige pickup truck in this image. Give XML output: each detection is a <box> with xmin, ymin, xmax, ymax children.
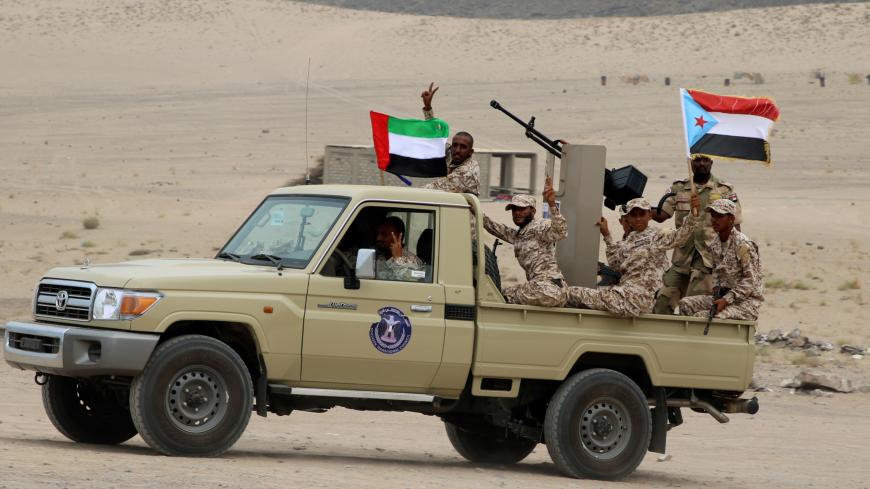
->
<box><xmin>3</xmin><ymin>184</ymin><xmax>758</xmax><ymax>480</ymax></box>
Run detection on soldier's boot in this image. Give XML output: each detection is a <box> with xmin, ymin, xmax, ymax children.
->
<box><xmin>653</xmin><ymin>267</ymin><xmax>689</xmax><ymax>314</ymax></box>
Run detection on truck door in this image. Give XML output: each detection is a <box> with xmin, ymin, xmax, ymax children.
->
<box><xmin>302</xmin><ymin>204</ymin><xmax>446</xmax><ymax>389</ymax></box>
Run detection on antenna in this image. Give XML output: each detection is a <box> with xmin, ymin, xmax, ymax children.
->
<box><xmin>304</xmin><ymin>57</ymin><xmax>311</xmax><ymax>185</ymax></box>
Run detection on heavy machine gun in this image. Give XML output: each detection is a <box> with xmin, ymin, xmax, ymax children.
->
<box><xmin>489</xmin><ymin>100</ymin><xmax>647</xmax><ymax>209</ymax></box>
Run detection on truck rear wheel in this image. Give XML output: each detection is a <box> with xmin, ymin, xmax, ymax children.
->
<box><xmin>42</xmin><ymin>375</ymin><xmax>137</xmax><ymax>445</ymax></box>
<box><xmin>129</xmin><ymin>335</ymin><xmax>253</xmax><ymax>456</ymax></box>
<box><xmin>544</xmin><ymin>368</ymin><xmax>651</xmax><ymax>480</ymax></box>
<box><xmin>445</xmin><ymin>421</ymin><xmax>537</xmax><ymax>464</ymax></box>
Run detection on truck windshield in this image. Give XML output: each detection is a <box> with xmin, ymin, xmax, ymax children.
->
<box><xmin>219</xmin><ymin>195</ymin><xmax>350</xmax><ymax>269</ymax></box>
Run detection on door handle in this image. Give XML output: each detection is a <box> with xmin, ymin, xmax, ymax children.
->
<box><xmin>411</xmin><ymin>304</ymin><xmax>432</xmax><ymax>313</ymax></box>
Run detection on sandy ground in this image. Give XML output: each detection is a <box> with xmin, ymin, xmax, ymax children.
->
<box><xmin>1</xmin><ymin>362</ymin><xmax>869</xmax><ymax>489</ymax></box>
<box><xmin>2</xmin><ymin>0</ymin><xmax>870</xmax><ymax>486</ymax></box>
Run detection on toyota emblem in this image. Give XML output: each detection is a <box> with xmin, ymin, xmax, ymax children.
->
<box><xmin>55</xmin><ymin>290</ymin><xmax>69</xmax><ymax>311</ymax></box>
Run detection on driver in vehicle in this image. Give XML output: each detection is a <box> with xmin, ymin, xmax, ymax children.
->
<box><xmin>375</xmin><ymin>216</ymin><xmax>424</xmax><ymax>281</ymax></box>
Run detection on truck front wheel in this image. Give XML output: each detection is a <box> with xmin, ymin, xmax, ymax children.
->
<box><xmin>544</xmin><ymin>368</ymin><xmax>651</xmax><ymax>480</ymax></box>
<box><xmin>445</xmin><ymin>421</ymin><xmax>537</xmax><ymax>464</ymax></box>
<box><xmin>42</xmin><ymin>375</ymin><xmax>138</xmax><ymax>445</ymax></box>
<box><xmin>129</xmin><ymin>335</ymin><xmax>253</xmax><ymax>456</ymax></box>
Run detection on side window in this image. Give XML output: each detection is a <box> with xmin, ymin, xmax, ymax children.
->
<box><xmin>321</xmin><ymin>206</ymin><xmax>436</xmax><ymax>283</ymax></box>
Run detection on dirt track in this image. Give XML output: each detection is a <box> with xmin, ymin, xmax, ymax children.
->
<box><xmin>0</xmin><ymin>362</ymin><xmax>867</xmax><ymax>489</ymax></box>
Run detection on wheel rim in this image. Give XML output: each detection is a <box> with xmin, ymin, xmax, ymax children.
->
<box><xmin>578</xmin><ymin>397</ymin><xmax>631</xmax><ymax>460</ymax></box>
<box><xmin>166</xmin><ymin>365</ymin><xmax>229</xmax><ymax>434</ymax></box>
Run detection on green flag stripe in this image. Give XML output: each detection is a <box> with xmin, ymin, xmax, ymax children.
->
<box><xmin>387</xmin><ymin>117</ymin><xmax>450</xmax><ymax>139</ymax></box>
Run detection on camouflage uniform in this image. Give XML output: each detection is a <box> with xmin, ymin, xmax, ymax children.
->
<box><xmin>483</xmin><ymin>195</ymin><xmax>568</xmax><ymax>307</ymax></box>
<box><xmin>652</xmin><ymin>175</ymin><xmax>741</xmax><ymax>314</ymax></box>
<box><xmin>375</xmin><ymin>250</ymin><xmax>424</xmax><ymax>282</ymax></box>
<box><xmin>679</xmin><ymin>202</ymin><xmax>763</xmax><ymax>321</ymax></box>
<box><xmin>567</xmin><ymin>211</ymin><xmax>700</xmax><ymax>317</ymax></box>
<box><xmin>422</xmin><ymin>108</ymin><xmax>480</xmax><ymax>196</ymax></box>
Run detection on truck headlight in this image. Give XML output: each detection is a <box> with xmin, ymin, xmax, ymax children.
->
<box><xmin>93</xmin><ymin>289</ymin><xmax>162</xmax><ymax>320</ymax></box>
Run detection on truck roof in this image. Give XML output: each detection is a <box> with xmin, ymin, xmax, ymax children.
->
<box><xmin>270</xmin><ymin>184</ymin><xmax>472</xmax><ymax>207</ymax></box>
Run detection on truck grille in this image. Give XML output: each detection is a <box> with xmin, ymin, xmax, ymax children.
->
<box><xmin>34</xmin><ymin>279</ymin><xmax>96</xmax><ymax>321</ymax></box>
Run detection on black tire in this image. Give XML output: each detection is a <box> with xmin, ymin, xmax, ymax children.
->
<box><xmin>544</xmin><ymin>369</ymin><xmax>651</xmax><ymax>480</ymax></box>
<box><xmin>129</xmin><ymin>335</ymin><xmax>253</xmax><ymax>456</ymax></box>
<box><xmin>445</xmin><ymin>421</ymin><xmax>537</xmax><ymax>464</ymax></box>
<box><xmin>484</xmin><ymin>244</ymin><xmax>502</xmax><ymax>291</ymax></box>
<box><xmin>42</xmin><ymin>375</ymin><xmax>137</xmax><ymax>445</ymax></box>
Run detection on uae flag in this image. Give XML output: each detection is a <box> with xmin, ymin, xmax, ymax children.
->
<box><xmin>370</xmin><ymin>111</ymin><xmax>449</xmax><ymax>178</ymax></box>
<box><xmin>681</xmin><ymin>89</ymin><xmax>780</xmax><ymax>164</ymax></box>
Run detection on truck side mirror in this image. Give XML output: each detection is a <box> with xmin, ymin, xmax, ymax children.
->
<box><xmin>355</xmin><ymin>249</ymin><xmax>376</xmax><ymax>280</ymax></box>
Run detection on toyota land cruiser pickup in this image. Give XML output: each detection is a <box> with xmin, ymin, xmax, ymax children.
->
<box><xmin>3</xmin><ymin>184</ymin><xmax>758</xmax><ymax>480</ymax></box>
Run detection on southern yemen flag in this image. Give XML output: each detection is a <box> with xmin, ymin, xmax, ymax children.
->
<box><xmin>681</xmin><ymin>89</ymin><xmax>780</xmax><ymax>164</ymax></box>
<box><xmin>370</xmin><ymin>111</ymin><xmax>449</xmax><ymax>178</ymax></box>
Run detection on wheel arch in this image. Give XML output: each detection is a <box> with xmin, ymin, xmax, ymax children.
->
<box><xmin>568</xmin><ymin>350</ymin><xmax>655</xmax><ymax>394</ymax></box>
<box><xmin>158</xmin><ymin>319</ymin><xmax>264</xmax><ymax>388</ymax></box>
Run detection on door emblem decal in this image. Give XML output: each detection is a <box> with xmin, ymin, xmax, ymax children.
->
<box><xmin>370</xmin><ymin>306</ymin><xmax>412</xmax><ymax>354</ymax></box>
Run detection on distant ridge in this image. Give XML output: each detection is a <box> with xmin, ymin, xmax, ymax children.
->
<box><xmin>297</xmin><ymin>0</ymin><xmax>869</xmax><ymax>19</ymax></box>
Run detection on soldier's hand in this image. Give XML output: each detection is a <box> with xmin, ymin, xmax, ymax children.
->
<box><xmin>389</xmin><ymin>231</ymin><xmax>403</xmax><ymax>259</ymax></box>
<box><xmin>714</xmin><ymin>298</ymin><xmax>728</xmax><ymax>314</ymax></box>
<box><xmin>596</xmin><ymin>217</ymin><xmax>610</xmax><ymax>237</ymax></box>
<box><xmin>421</xmin><ymin>82</ymin><xmax>439</xmax><ymax>110</ymax></box>
<box><xmin>690</xmin><ymin>194</ymin><xmax>700</xmax><ymax>214</ymax></box>
<box><xmin>543</xmin><ymin>177</ymin><xmax>556</xmax><ymax>208</ymax></box>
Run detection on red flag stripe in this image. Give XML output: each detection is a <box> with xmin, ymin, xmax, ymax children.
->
<box><xmin>688</xmin><ymin>90</ymin><xmax>780</xmax><ymax>122</ymax></box>
<box><xmin>370</xmin><ymin>111</ymin><xmax>391</xmax><ymax>170</ymax></box>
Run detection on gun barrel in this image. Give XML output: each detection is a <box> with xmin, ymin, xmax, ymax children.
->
<box><xmin>703</xmin><ymin>302</ymin><xmax>717</xmax><ymax>335</ymax></box>
<box><xmin>490</xmin><ymin>99</ymin><xmax>562</xmax><ymax>157</ymax></box>
<box><xmin>489</xmin><ymin>99</ymin><xmax>528</xmax><ymax>127</ymax></box>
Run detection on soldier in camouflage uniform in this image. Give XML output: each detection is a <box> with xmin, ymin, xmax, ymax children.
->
<box><xmin>651</xmin><ymin>155</ymin><xmax>741</xmax><ymax>314</ymax></box>
<box><xmin>420</xmin><ymin>82</ymin><xmax>480</xmax><ymax>196</ymax></box>
<box><xmin>679</xmin><ymin>199</ymin><xmax>763</xmax><ymax>320</ymax></box>
<box><xmin>374</xmin><ymin>216</ymin><xmax>424</xmax><ymax>282</ymax></box>
<box><xmin>567</xmin><ymin>197</ymin><xmax>700</xmax><ymax>316</ymax></box>
<box><xmin>483</xmin><ymin>178</ymin><xmax>567</xmax><ymax>307</ymax></box>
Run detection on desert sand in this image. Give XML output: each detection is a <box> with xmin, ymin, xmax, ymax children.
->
<box><xmin>1</xmin><ymin>0</ymin><xmax>869</xmax><ymax>487</ymax></box>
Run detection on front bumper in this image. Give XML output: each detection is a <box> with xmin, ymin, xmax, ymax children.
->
<box><xmin>3</xmin><ymin>321</ymin><xmax>159</xmax><ymax>376</ymax></box>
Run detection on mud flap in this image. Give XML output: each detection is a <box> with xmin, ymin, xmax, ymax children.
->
<box><xmin>255</xmin><ymin>354</ymin><xmax>268</xmax><ymax>417</ymax></box>
<box><xmin>649</xmin><ymin>387</ymin><xmax>667</xmax><ymax>454</ymax></box>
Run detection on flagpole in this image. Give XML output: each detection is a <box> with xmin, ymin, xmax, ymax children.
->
<box><xmin>679</xmin><ymin>88</ymin><xmax>699</xmax><ymax>216</ymax></box>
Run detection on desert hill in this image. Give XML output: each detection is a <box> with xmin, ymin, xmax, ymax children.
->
<box><xmin>301</xmin><ymin>0</ymin><xmax>870</xmax><ymax>18</ymax></box>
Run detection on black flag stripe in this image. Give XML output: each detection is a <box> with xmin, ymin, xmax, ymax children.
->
<box><xmin>691</xmin><ymin>134</ymin><xmax>770</xmax><ymax>163</ymax></box>
<box><xmin>386</xmin><ymin>154</ymin><xmax>448</xmax><ymax>178</ymax></box>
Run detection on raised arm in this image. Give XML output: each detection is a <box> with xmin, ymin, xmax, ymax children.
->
<box><xmin>652</xmin><ymin>194</ymin><xmax>700</xmax><ymax>250</ymax></box>
<box><xmin>483</xmin><ymin>214</ymin><xmax>516</xmax><ymax>244</ymax></box>
<box><xmin>533</xmin><ymin>206</ymin><xmax>568</xmax><ymax>243</ymax></box>
<box><xmin>531</xmin><ymin>177</ymin><xmax>568</xmax><ymax>243</ymax></box>
<box><xmin>654</xmin><ymin>213</ymin><xmax>699</xmax><ymax>250</ymax></box>
<box><xmin>421</xmin><ymin>82</ymin><xmax>438</xmax><ymax>120</ymax></box>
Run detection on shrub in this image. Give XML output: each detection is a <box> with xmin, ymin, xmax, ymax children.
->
<box><xmin>82</xmin><ymin>216</ymin><xmax>100</xmax><ymax>230</ymax></box>
<box><xmin>838</xmin><ymin>279</ymin><xmax>861</xmax><ymax>291</ymax></box>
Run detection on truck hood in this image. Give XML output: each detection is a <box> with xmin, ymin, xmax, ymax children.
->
<box><xmin>42</xmin><ymin>259</ymin><xmax>309</xmax><ymax>294</ymax></box>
